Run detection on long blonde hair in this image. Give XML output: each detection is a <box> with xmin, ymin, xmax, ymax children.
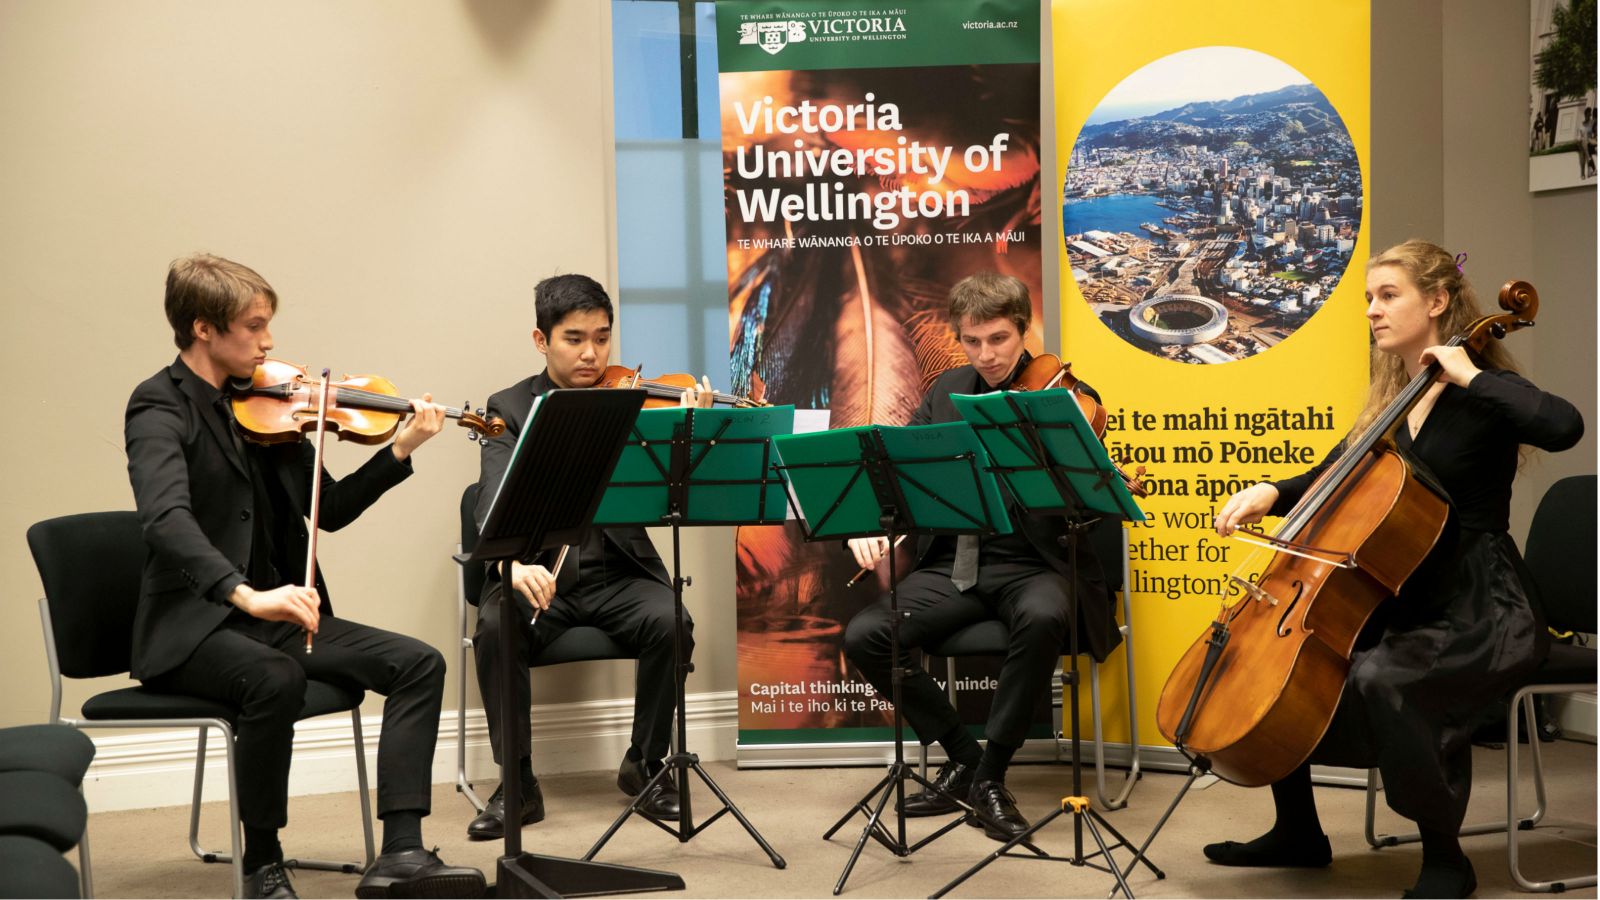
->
<box><xmin>1350</xmin><ymin>240</ymin><xmax>1518</xmax><ymax>437</ymax></box>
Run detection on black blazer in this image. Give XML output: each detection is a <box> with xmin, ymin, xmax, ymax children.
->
<box><xmin>124</xmin><ymin>358</ymin><xmax>413</xmax><ymax>680</ymax></box>
<box><xmin>907</xmin><ymin>361</ymin><xmax>1122</xmax><ymax>661</ymax></box>
<box><xmin>472</xmin><ymin>372</ymin><xmax>670</xmax><ymax>602</ymax></box>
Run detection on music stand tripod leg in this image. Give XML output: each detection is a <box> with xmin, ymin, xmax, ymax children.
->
<box><xmin>584</xmin><ymin>508</ymin><xmax>785</xmax><ymax>869</ymax></box>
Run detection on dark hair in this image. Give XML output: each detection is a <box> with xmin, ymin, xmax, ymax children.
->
<box><xmin>946</xmin><ymin>272</ymin><xmax>1031</xmax><ymax>337</ymax></box>
<box><xmin>535</xmin><ymin>274</ymin><xmax>613</xmax><ymax>335</ymax></box>
<box><xmin>165</xmin><ymin>254</ymin><xmax>277</xmax><ymax>350</ymax></box>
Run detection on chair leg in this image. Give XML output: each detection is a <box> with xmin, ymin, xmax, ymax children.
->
<box><xmin>1507</xmin><ymin>685</ymin><xmax>1596</xmax><ymax>892</ymax></box>
<box><xmin>1369</xmin><ymin>689</ymin><xmax>1571</xmax><ymax>857</ymax></box>
<box><xmin>188</xmin><ymin>726</ymin><xmax>216</xmax><ymax>862</ymax></box>
<box><xmin>225</xmin><ymin>724</ymin><xmax>243</xmax><ymax>899</ymax></box>
<box><xmin>457</xmin><ymin>559</ymin><xmax>485</xmax><ymax>813</ymax></box>
<box><xmin>77</xmin><ymin>788</ymin><xmax>94</xmax><ymax>899</ymax></box>
<box><xmin>352</xmin><ymin>710</ymin><xmax>375</xmax><ymax>868</ymax></box>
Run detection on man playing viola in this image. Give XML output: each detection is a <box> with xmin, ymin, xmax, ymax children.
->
<box><xmin>844</xmin><ymin>272</ymin><xmax>1120</xmax><ymax>841</ymax></box>
<box><xmin>466</xmin><ymin>273</ymin><xmax>712</xmax><ymax>839</ymax></box>
<box><xmin>125</xmin><ymin>254</ymin><xmax>484</xmax><ymax>899</ymax></box>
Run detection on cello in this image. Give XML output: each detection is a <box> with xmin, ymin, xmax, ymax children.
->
<box><xmin>1154</xmin><ymin>280</ymin><xmax>1539</xmax><ymax>787</ymax></box>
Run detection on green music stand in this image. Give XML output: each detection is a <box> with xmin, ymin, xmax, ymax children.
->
<box><xmin>581</xmin><ymin>405</ymin><xmax>793</xmax><ymax>871</ymax></box>
<box><xmin>932</xmin><ymin>388</ymin><xmax>1155</xmax><ymax>900</ymax></box>
<box><xmin>773</xmin><ymin>422</ymin><xmax>1037</xmax><ymax>896</ymax></box>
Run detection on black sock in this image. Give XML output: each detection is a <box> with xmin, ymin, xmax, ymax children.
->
<box><xmin>380</xmin><ymin>809</ymin><xmax>424</xmax><ymax>855</ymax></box>
<box><xmin>973</xmin><ymin>740</ymin><xmax>1017</xmax><ymax>785</ymax></box>
<box><xmin>936</xmin><ymin>724</ymin><xmax>982</xmax><ymax>768</ymax></box>
<box><xmin>1202</xmin><ymin>764</ymin><xmax>1330</xmax><ymax>867</ymax></box>
<box><xmin>625</xmin><ymin>745</ymin><xmax>643</xmax><ymax>762</ymax></box>
<box><xmin>1408</xmin><ymin>825</ymin><xmax>1474</xmax><ymax>897</ymax></box>
<box><xmin>242</xmin><ymin>825</ymin><xmax>282</xmax><ymax>874</ymax></box>
<box><xmin>1268</xmin><ymin>763</ymin><xmax>1324</xmax><ymax>838</ymax></box>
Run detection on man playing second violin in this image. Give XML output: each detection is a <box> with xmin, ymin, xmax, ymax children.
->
<box><xmin>845</xmin><ymin>272</ymin><xmax>1122</xmax><ymax>841</ymax></box>
<box><xmin>125</xmin><ymin>254</ymin><xmax>484</xmax><ymax>899</ymax></box>
<box><xmin>466</xmin><ymin>273</ymin><xmax>713</xmax><ymax>839</ymax></box>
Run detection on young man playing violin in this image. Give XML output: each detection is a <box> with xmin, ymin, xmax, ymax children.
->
<box><xmin>466</xmin><ymin>273</ymin><xmax>713</xmax><ymax>840</ymax></box>
<box><xmin>844</xmin><ymin>272</ymin><xmax>1120</xmax><ymax>841</ymax></box>
<box><xmin>125</xmin><ymin>254</ymin><xmax>485</xmax><ymax>899</ymax></box>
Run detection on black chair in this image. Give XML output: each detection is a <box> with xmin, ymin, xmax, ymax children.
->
<box><xmin>0</xmin><ymin>724</ymin><xmax>95</xmax><ymax>898</ymax></box>
<box><xmin>1364</xmin><ymin>474</ymin><xmax>1597</xmax><ymax>892</ymax></box>
<box><xmin>29</xmin><ymin>512</ymin><xmax>375</xmax><ymax>900</ymax></box>
<box><xmin>917</xmin><ymin>516</ymin><xmax>1142</xmax><ymax>809</ymax></box>
<box><xmin>453</xmin><ymin>483</ymin><xmax>634</xmax><ymax>812</ymax></box>
<box><xmin>0</xmin><ymin>835</ymin><xmax>81</xmax><ymax>899</ymax></box>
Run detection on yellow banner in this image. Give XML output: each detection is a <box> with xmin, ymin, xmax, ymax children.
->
<box><xmin>1051</xmin><ymin>0</ymin><xmax>1371</xmax><ymax>746</ymax></box>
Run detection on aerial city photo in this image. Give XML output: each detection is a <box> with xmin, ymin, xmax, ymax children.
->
<box><xmin>1063</xmin><ymin>47</ymin><xmax>1363</xmax><ymax>364</ymax></box>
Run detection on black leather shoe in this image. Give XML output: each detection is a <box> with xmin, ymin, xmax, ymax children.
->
<box><xmin>466</xmin><ymin>781</ymin><xmax>545</xmax><ymax>840</ymax></box>
<box><xmin>355</xmin><ymin>847</ymin><xmax>486</xmax><ymax>899</ymax></box>
<box><xmin>244</xmin><ymin>861</ymin><xmax>298</xmax><ymax>899</ymax></box>
<box><xmin>966</xmin><ymin>780</ymin><xmax>1030</xmax><ymax>842</ymax></box>
<box><xmin>901</xmin><ymin>761</ymin><xmax>974</xmax><ymax>817</ymax></box>
<box><xmin>618</xmin><ymin>757</ymin><xmax>681</xmax><ymax>819</ymax></box>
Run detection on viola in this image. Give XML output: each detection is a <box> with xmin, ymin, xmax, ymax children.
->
<box><xmin>1010</xmin><ymin>354</ymin><xmax>1149</xmax><ymax>498</ymax></box>
<box><xmin>231</xmin><ymin>359</ymin><xmax>506</xmax><ymax>445</ymax></box>
<box><xmin>1155</xmin><ymin>280</ymin><xmax>1539</xmax><ymax>787</ymax></box>
<box><xmin>594</xmin><ymin>364</ymin><xmax>768</xmax><ymax>409</ymax></box>
<box><xmin>846</xmin><ymin>352</ymin><xmax>1148</xmax><ymax>588</ymax></box>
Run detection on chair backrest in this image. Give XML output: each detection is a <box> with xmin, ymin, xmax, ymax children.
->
<box><xmin>27</xmin><ymin>512</ymin><xmax>145</xmax><ymax>678</ymax></box>
<box><xmin>1522</xmin><ymin>474</ymin><xmax>1596</xmax><ymax>635</ymax></box>
<box><xmin>460</xmin><ymin>482</ymin><xmax>487</xmax><ymax>605</ymax></box>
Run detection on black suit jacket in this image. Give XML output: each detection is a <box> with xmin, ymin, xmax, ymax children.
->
<box><xmin>907</xmin><ymin>361</ymin><xmax>1122</xmax><ymax>661</ymax></box>
<box><xmin>472</xmin><ymin>372</ymin><xmax>670</xmax><ymax>603</ymax></box>
<box><xmin>124</xmin><ymin>358</ymin><xmax>413</xmax><ymax>680</ymax></box>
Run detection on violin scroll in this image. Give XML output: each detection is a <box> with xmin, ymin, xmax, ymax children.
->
<box><xmin>461</xmin><ymin>402</ymin><xmax>506</xmax><ymax>444</ymax></box>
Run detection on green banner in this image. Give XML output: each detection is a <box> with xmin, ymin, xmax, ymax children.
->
<box><xmin>716</xmin><ymin>0</ymin><xmax>1038</xmax><ymax>73</ymax></box>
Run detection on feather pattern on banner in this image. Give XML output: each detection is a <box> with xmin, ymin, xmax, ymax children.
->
<box><xmin>828</xmin><ymin>244</ymin><xmax>920</xmax><ymax>428</ymax></box>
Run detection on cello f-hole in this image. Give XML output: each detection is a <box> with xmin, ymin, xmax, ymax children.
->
<box><xmin>1276</xmin><ymin>580</ymin><xmax>1306</xmax><ymax>637</ymax></box>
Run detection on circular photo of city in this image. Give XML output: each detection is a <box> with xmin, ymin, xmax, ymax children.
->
<box><xmin>1063</xmin><ymin>47</ymin><xmax>1363</xmax><ymax>364</ymax></box>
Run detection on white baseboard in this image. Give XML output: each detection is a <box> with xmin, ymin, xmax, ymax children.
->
<box><xmin>1553</xmin><ymin>691</ymin><xmax>1597</xmax><ymax>741</ymax></box>
<box><xmin>77</xmin><ymin>690</ymin><xmax>739</xmax><ymax>814</ymax></box>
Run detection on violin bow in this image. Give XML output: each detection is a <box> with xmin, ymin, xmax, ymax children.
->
<box><xmin>529</xmin><ymin>544</ymin><xmax>570</xmax><ymax>627</ymax></box>
<box><xmin>302</xmin><ymin>368</ymin><xmax>333</xmax><ymax>654</ymax></box>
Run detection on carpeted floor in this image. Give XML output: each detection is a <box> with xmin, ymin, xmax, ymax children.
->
<box><xmin>80</xmin><ymin>740</ymin><xmax>1595</xmax><ymax>899</ymax></box>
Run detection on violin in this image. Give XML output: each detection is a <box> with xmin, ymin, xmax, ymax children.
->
<box><xmin>594</xmin><ymin>364</ymin><xmax>768</xmax><ymax>409</ymax></box>
<box><xmin>1010</xmin><ymin>353</ymin><xmax>1149</xmax><ymax>498</ymax></box>
<box><xmin>845</xmin><ymin>352</ymin><xmax>1149</xmax><ymax>589</ymax></box>
<box><xmin>231</xmin><ymin>359</ymin><xmax>506</xmax><ymax>445</ymax></box>
<box><xmin>228</xmin><ymin>360</ymin><xmax>505</xmax><ymax>655</ymax></box>
<box><xmin>1155</xmin><ymin>281</ymin><xmax>1540</xmax><ymax>787</ymax></box>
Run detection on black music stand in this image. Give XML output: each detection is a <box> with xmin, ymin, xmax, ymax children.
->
<box><xmin>772</xmin><ymin>422</ymin><xmax>1033</xmax><ymax>896</ymax></box>
<box><xmin>469</xmin><ymin>388</ymin><xmax>684</xmax><ymax>899</ymax></box>
<box><xmin>930</xmin><ymin>388</ymin><xmax>1155</xmax><ymax>900</ymax></box>
<box><xmin>580</xmin><ymin>405</ymin><xmax>790</xmax><ymax>869</ymax></box>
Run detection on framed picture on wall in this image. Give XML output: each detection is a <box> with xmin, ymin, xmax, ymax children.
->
<box><xmin>1528</xmin><ymin>0</ymin><xmax>1596</xmax><ymax>192</ymax></box>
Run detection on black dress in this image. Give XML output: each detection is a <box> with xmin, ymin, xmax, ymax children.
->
<box><xmin>1268</xmin><ymin>369</ymin><xmax>1583</xmax><ymax>833</ymax></box>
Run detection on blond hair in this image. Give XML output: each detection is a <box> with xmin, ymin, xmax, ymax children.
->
<box><xmin>1351</xmin><ymin>240</ymin><xmax>1517</xmax><ymax>436</ymax></box>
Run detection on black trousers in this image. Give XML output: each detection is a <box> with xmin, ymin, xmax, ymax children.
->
<box><xmin>144</xmin><ymin>613</ymin><xmax>445</xmax><ymax>830</ymax></box>
<box><xmin>844</xmin><ymin>556</ymin><xmax>1068</xmax><ymax>750</ymax></box>
<box><xmin>474</xmin><ymin>575</ymin><xmax>692</xmax><ymax>767</ymax></box>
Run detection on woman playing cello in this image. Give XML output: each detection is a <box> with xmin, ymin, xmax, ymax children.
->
<box><xmin>1204</xmin><ymin>240</ymin><xmax>1583</xmax><ymax>898</ymax></box>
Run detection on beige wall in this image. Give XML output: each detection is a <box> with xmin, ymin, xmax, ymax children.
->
<box><xmin>0</xmin><ymin>0</ymin><xmax>737</xmax><ymax>736</ymax></box>
<box><xmin>2</xmin><ymin>1</ymin><xmax>1592</xmax><ymax>741</ymax></box>
<box><xmin>1375</xmin><ymin>0</ymin><xmax>1596</xmax><ymax>541</ymax></box>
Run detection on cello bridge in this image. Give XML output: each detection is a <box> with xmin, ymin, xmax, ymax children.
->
<box><xmin>1230</xmin><ymin>575</ymin><xmax>1280</xmax><ymax>607</ymax></box>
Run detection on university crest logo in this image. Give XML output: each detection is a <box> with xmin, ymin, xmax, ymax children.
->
<box><xmin>739</xmin><ymin>21</ymin><xmax>807</xmax><ymax>55</ymax></box>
